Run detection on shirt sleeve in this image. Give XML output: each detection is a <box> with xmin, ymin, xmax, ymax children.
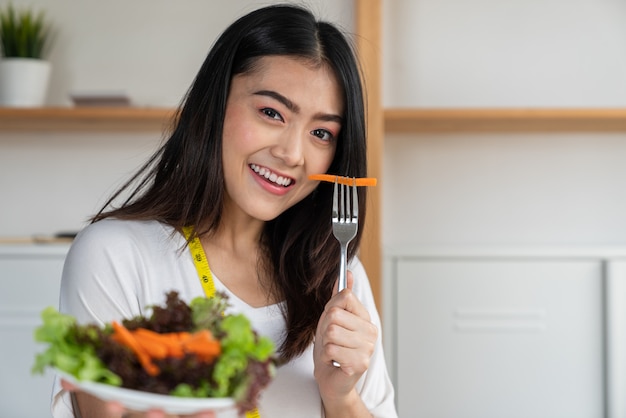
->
<box><xmin>349</xmin><ymin>257</ymin><xmax>399</xmax><ymax>418</ymax></box>
<box><xmin>52</xmin><ymin>220</ymin><xmax>146</xmax><ymax>417</ymax></box>
<box><xmin>59</xmin><ymin>219</ymin><xmax>146</xmax><ymax>325</ymax></box>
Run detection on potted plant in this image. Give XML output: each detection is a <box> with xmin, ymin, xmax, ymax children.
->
<box><xmin>0</xmin><ymin>3</ymin><xmax>54</xmax><ymax>107</ymax></box>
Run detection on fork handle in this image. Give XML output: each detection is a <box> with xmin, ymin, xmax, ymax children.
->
<box><xmin>333</xmin><ymin>245</ymin><xmax>349</xmax><ymax>367</ymax></box>
<box><xmin>338</xmin><ymin>244</ymin><xmax>348</xmax><ymax>292</ymax></box>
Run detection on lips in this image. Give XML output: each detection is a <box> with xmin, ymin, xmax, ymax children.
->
<box><xmin>249</xmin><ymin>164</ymin><xmax>293</xmax><ymax>187</ymax></box>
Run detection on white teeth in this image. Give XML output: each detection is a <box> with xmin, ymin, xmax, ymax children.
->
<box><xmin>250</xmin><ymin>164</ymin><xmax>292</xmax><ymax>187</ymax></box>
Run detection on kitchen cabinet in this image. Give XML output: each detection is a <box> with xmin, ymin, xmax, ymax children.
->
<box><xmin>0</xmin><ymin>244</ymin><xmax>70</xmax><ymax>417</ymax></box>
<box><xmin>383</xmin><ymin>247</ymin><xmax>626</xmax><ymax>418</ymax></box>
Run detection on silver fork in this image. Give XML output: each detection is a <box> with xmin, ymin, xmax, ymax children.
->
<box><xmin>332</xmin><ymin>177</ymin><xmax>358</xmax><ymax>292</ymax></box>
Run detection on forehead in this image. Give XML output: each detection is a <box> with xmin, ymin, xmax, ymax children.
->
<box><xmin>232</xmin><ymin>55</ymin><xmax>344</xmax><ymax>111</ymax></box>
<box><xmin>237</xmin><ymin>55</ymin><xmax>341</xmax><ymax>91</ymax></box>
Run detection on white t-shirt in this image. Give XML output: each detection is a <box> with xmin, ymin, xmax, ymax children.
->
<box><xmin>51</xmin><ymin>219</ymin><xmax>397</xmax><ymax>417</ymax></box>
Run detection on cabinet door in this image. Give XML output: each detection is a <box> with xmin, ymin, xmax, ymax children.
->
<box><xmin>0</xmin><ymin>247</ymin><xmax>68</xmax><ymax>418</ymax></box>
<box><xmin>394</xmin><ymin>259</ymin><xmax>604</xmax><ymax>418</ymax></box>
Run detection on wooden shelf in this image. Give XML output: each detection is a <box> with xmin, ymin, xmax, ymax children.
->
<box><xmin>0</xmin><ymin>107</ymin><xmax>176</xmax><ymax>132</ymax></box>
<box><xmin>385</xmin><ymin>108</ymin><xmax>626</xmax><ymax>133</ymax></box>
<box><xmin>4</xmin><ymin>107</ymin><xmax>626</xmax><ymax>134</ymax></box>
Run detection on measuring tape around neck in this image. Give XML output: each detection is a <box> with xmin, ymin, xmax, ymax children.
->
<box><xmin>182</xmin><ymin>226</ymin><xmax>261</xmax><ymax>418</ymax></box>
<box><xmin>183</xmin><ymin>226</ymin><xmax>216</xmax><ymax>298</ymax></box>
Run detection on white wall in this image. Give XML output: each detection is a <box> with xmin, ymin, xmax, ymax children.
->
<box><xmin>3</xmin><ymin>0</ymin><xmax>626</xmax><ymax>248</ymax></box>
<box><xmin>0</xmin><ymin>0</ymin><xmax>354</xmax><ymax>237</ymax></box>
<box><xmin>382</xmin><ymin>0</ymin><xmax>626</xmax><ymax>248</ymax></box>
<box><xmin>383</xmin><ymin>0</ymin><xmax>626</xmax><ymax>107</ymax></box>
<box><xmin>383</xmin><ymin>132</ymin><xmax>626</xmax><ymax>247</ymax></box>
<box><xmin>18</xmin><ymin>0</ymin><xmax>354</xmax><ymax>108</ymax></box>
<box><xmin>0</xmin><ymin>131</ymin><xmax>164</xmax><ymax>235</ymax></box>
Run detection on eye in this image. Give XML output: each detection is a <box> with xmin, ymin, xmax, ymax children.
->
<box><xmin>261</xmin><ymin>107</ymin><xmax>283</xmax><ymax>122</ymax></box>
<box><xmin>311</xmin><ymin>128</ymin><xmax>334</xmax><ymax>142</ymax></box>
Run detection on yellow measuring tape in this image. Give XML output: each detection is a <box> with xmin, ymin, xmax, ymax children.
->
<box><xmin>183</xmin><ymin>226</ymin><xmax>260</xmax><ymax>418</ymax></box>
<box><xmin>184</xmin><ymin>226</ymin><xmax>216</xmax><ymax>298</ymax></box>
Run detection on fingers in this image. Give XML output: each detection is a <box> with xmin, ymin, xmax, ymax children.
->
<box><xmin>106</xmin><ymin>401</ymin><xmax>126</xmax><ymax>415</ymax></box>
<box><xmin>187</xmin><ymin>412</ymin><xmax>216</xmax><ymax>418</ymax></box>
<box><xmin>325</xmin><ymin>325</ymin><xmax>375</xmax><ymax>358</ymax></box>
<box><xmin>109</xmin><ymin>407</ymin><xmax>171</xmax><ymax>418</ymax></box>
<box><xmin>319</xmin><ymin>273</ymin><xmax>378</xmax><ymax>371</ymax></box>
<box><xmin>320</xmin><ymin>309</ymin><xmax>377</xmax><ymax>353</ymax></box>
<box><xmin>60</xmin><ymin>379</ymin><xmax>78</xmax><ymax>392</ymax></box>
<box><xmin>326</xmin><ymin>271</ymin><xmax>373</xmax><ymax>343</ymax></box>
<box><xmin>145</xmin><ymin>409</ymin><xmax>167</xmax><ymax>418</ymax></box>
<box><xmin>318</xmin><ymin>324</ymin><xmax>376</xmax><ymax>375</ymax></box>
<box><xmin>330</xmin><ymin>272</ymin><xmax>370</xmax><ymax>321</ymax></box>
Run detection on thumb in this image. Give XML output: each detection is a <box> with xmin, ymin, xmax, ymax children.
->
<box><xmin>333</xmin><ymin>270</ymin><xmax>355</xmax><ymax>294</ymax></box>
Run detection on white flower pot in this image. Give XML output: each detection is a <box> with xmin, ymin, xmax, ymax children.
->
<box><xmin>0</xmin><ymin>58</ymin><xmax>52</xmax><ymax>107</ymax></box>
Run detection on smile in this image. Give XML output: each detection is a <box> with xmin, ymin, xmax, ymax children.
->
<box><xmin>250</xmin><ymin>164</ymin><xmax>293</xmax><ymax>187</ymax></box>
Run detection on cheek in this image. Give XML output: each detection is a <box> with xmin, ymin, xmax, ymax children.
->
<box><xmin>309</xmin><ymin>146</ymin><xmax>336</xmax><ymax>175</ymax></box>
<box><xmin>222</xmin><ymin>105</ymin><xmax>257</xmax><ymax>156</ymax></box>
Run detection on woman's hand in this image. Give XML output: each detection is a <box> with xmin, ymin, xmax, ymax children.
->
<box><xmin>313</xmin><ymin>272</ymin><xmax>378</xmax><ymax>416</ymax></box>
<box><xmin>61</xmin><ymin>380</ymin><xmax>216</xmax><ymax>418</ymax></box>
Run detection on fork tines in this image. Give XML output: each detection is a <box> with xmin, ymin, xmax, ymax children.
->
<box><xmin>332</xmin><ymin>178</ymin><xmax>358</xmax><ymax>224</ymax></box>
<box><xmin>332</xmin><ymin>177</ymin><xmax>358</xmax><ymax>292</ymax></box>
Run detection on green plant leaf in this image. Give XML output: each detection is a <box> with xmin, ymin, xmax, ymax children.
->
<box><xmin>0</xmin><ymin>3</ymin><xmax>53</xmax><ymax>58</ymax></box>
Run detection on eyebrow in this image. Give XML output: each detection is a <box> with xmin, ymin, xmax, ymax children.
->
<box><xmin>253</xmin><ymin>90</ymin><xmax>343</xmax><ymax>124</ymax></box>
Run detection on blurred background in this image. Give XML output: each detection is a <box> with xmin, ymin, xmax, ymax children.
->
<box><xmin>1</xmin><ymin>0</ymin><xmax>626</xmax><ymax>417</ymax></box>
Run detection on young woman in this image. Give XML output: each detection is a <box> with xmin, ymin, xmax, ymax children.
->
<box><xmin>52</xmin><ymin>4</ymin><xmax>397</xmax><ymax>418</ymax></box>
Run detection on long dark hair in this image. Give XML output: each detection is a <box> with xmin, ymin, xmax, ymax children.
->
<box><xmin>93</xmin><ymin>4</ymin><xmax>367</xmax><ymax>361</ymax></box>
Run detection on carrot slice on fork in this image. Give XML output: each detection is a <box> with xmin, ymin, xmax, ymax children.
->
<box><xmin>308</xmin><ymin>174</ymin><xmax>377</xmax><ymax>187</ymax></box>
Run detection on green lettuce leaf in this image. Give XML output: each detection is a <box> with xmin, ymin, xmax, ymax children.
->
<box><xmin>32</xmin><ymin>307</ymin><xmax>121</xmax><ymax>385</ymax></box>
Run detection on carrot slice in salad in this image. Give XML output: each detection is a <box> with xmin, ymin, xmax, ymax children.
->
<box><xmin>133</xmin><ymin>328</ymin><xmax>184</xmax><ymax>358</ymax></box>
<box><xmin>308</xmin><ymin>174</ymin><xmax>377</xmax><ymax>187</ymax></box>
<box><xmin>181</xmin><ymin>330</ymin><xmax>221</xmax><ymax>362</ymax></box>
<box><xmin>111</xmin><ymin>321</ymin><xmax>160</xmax><ymax>376</ymax></box>
<box><xmin>111</xmin><ymin>324</ymin><xmax>223</xmax><ymax>376</ymax></box>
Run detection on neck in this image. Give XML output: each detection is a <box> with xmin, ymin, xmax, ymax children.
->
<box><xmin>198</xmin><ymin>208</ymin><xmax>273</xmax><ymax>307</ymax></box>
<box><xmin>211</xmin><ymin>207</ymin><xmax>264</xmax><ymax>253</ymax></box>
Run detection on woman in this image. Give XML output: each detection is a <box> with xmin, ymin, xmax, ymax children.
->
<box><xmin>52</xmin><ymin>4</ymin><xmax>397</xmax><ymax>418</ymax></box>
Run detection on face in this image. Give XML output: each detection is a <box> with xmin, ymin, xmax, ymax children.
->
<box><xmin>221</xmin><ymin>55</ymin><xmax>343</xmax><ymax>222</ymax></box>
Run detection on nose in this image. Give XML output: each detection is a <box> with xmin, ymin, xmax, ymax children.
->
<box><xmin>270</xmin><ymin>129</ymin><xmax>305</xmax><ymax>167</ymax></box>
